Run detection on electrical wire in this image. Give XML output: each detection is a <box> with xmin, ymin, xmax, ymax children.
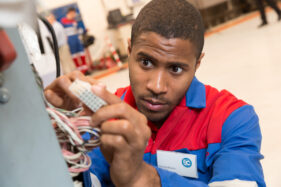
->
<box><xmin>46</xmin><ymin>106</ymin><xmax>100</xmax><ymax>177</ymax></box>
<box><xmin>31</xmin><ymin>60</ymin><xmax>95</xmax><ymax>177</ymax></box>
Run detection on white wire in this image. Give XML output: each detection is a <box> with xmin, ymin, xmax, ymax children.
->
<box><xmin>47</xmin><ymin>108</ymin><xmax>83</xmax><ymax>145</ymax></box>
<box><xmin>46</xmin><ymin>102</ymin><xmax>101</xmax><ymax>176</ymax></box>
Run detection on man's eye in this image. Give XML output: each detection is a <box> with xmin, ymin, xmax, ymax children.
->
<box><xmin>171</xmin><ymin>66</ymin><xmax>183</xmax><ymax>74</ymax></box>
<box><xmin>141</xmin><ymin>59</ymin><xmax>153</xmax><ymax>68</ymax></box>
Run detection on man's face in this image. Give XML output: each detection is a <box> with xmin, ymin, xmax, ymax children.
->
<box><xmin>67</xmin><ymin>11</ymin><xmax>76</xmax><ymax>20</ymax></box>
<box><xmin>128</xmin><ymin>32</ymin><xmax>203</xmax><ymax>126</ymax></box>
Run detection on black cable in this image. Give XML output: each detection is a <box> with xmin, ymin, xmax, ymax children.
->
<box><xmin>38</xmin><ymin>14</ymin><xmax>61</xmax><ymax>78</ymax></box>
<box><xmin>36</xmin><ymin>22</ymin><xmax>45</xmax><ymax>55</ymax></box>
<box><xmin>46</xmin><ymin>36</ymin><xmax>54</xmax><ymax>52</ymax></box>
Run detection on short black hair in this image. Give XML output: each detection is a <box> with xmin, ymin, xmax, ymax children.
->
<box><xmin>67</xmin><ymin>7</ymin><xmax>76</xmax><ymax>13</ymax></box>
<box><xmin>131</xmin><ymin>0</ymin><xmax>205</xmax><ymax>59</ymax></box>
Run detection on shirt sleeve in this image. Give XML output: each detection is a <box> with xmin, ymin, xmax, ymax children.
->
<box><xmin>83</xmin><ymin>148</ymin><xmax>115</xmax><ymax>187</ymax></box>
<box><xmin>209</xmin><ymin>105</ymin><xmax>265</xmax><ymax>186</ymax></box>
<box><xmin>152</xmin><ymin>105</ymin><xmax>265</xmax><ymax>187</ymax></box>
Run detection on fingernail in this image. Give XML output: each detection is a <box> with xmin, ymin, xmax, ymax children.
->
<box><xmin>91</xmin><ymin>84</ymin><xmax>104</xmax><ymax>94</ymax></box>
<box><xmin>97</xmin><ymin>82</ymin><xmax>106</xmax><ymax>87</ymax></box>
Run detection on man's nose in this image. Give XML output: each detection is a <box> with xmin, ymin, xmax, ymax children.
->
<box><xmin>146</xmin><ymin>71</ymin><xmax>168</xmax><ymax>95</ymax></box>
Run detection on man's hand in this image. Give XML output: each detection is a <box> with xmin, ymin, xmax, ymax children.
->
<box><xmin>44</xmin><ymin>71</ymin><xmax>97</xmax><ymax>110</ymax></box>
<box><xmin>91</xmin><ymin>84</ymin><xmax>161</xmax><ymax>187</ymax></box>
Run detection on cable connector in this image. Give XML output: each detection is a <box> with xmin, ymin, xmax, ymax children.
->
<box><xmin>69</xmin><ymin>79</ymin><xmax>107</xmax><ymax>112</ymax></box>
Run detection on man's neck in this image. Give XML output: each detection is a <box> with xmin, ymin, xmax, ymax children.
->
<box><xmin>151</xmin><ymin>118</ymin><xmax>167</xmax><ymax>129</ymax></box>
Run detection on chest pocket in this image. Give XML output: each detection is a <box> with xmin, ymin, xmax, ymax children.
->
<box><xmin>173</xmin><ymin>148</ymin><xmax>211</xmax><ymax>182</ymax></box>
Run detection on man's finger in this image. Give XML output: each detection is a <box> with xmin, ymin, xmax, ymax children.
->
<box><xmin>100</xmin><ymin>134</ymin><xmax>129</xmax><ymax>154</ymax></box>
<box><xmin>68</xmin><ymin>71</ymin><xmax>85</xmax><ymax>81</ymax></box>
<box><xmin>44</xmin><ymin>89</ymin><xmax>64</xmax><ymax>107</ymax></box>
<box><xmin>91</xmin><ymin>84</ymin><xmax>122</xmax><ymax>105</ymax></box>
<box><xmin>68</xmin><ymin>71</ymin><xmax>98</xmax><ymax>85</ymax></box>
<box><xmin>91</xmin><ymin>103</ymin><xmax>140</xmax><ymax>127</ymax></box>
<box><xmin>45</xmin><ymin>75</ymin><xmax>77</xmax><ymax>101</ymax></box>
<box><xmin>101</xmin><ymin>120</ymin><xmax>137</xmax><ymax>144</ymax></box>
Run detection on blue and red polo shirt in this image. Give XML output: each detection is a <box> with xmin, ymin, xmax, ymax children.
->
<box><xmin>83</xmin><ymin>77</ymin><xmax>265</xmax><ymax>186</ymax></box>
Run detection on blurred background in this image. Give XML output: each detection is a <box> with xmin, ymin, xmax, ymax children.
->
<box><xmin>28</xmin><ymin>0</ymin><xmax>280</xmax><ymax>78</ymax></box>
<box><xmin>37</xmin><ymin>0</ymin><xmax>277</xmax><ymax>78</ymax></box>
<box><xmin>1</xmin><ymin>0</ymin><xmax>281</xmax><ymax>186</ymax></box>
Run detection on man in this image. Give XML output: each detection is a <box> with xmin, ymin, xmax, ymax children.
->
<box><xmin>45</xmin><ymin>0</ymin><xmax>265</xmax><ymax>186</ymax></box>
<box><xmin>61</xmin><ymin>7</ymin><xmax>88</xmax><ymax>73</ymax></box>
<box><xmin>46</xmin><ymin>13</ymin><xmax>76</xmax><ymax>74</ymax></box>
<box><xmin>255</xmin><ymin>0</ymin><xmax>281</xmax><ymax>27</ymax></box>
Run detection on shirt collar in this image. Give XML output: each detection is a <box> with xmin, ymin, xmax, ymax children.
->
<box><xmin>185</xmin><ymin>77</ymin><xmax>206</xmax><ymax>109</ymax></box>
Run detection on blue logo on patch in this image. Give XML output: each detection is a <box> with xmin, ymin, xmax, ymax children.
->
<box><xmin>182</xmin><ymin>158</ymin><xmax>192</xmax><ymax>168</ymax></box>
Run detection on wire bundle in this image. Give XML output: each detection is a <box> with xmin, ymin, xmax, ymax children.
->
<box><xmin>43</xmin><ymin>79</ymin><xmax>106</xmax><ymax>177</ymax></box>
<box><xmin>46</xmin><ymin>107</ymin><xmax>100</xmax><ymax>177</ymax></box>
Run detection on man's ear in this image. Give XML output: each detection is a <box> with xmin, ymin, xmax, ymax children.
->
<box><xmin>195</xmin><ymin>52</ymin><xmax>205</xmax><ymax>71</ymax></box>
<box><xmin>128</xmin><ymin>38</ymin><xmax>132</xmax><ymax>55</ymax></box>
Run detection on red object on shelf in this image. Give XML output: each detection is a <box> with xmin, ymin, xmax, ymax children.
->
<box><xmin>0</xmin><ymin>30</ymin><xmax>17</xmax><ymax>72</ymax></box>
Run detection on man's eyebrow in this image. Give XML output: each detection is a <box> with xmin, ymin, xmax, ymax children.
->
<box><xmin>167</xmin><ymin>62</ymin><xmax>190</xmax><ymax>68</ymax></box>
<box><xmin>136</xmin><ymin>52</ymin><xmax>158</xmax><ymax>62</ymax></box>
<box><xmin>137</xmin><ymin>52</ymin><xmax>190</xmax><ymax>68</ymax></box>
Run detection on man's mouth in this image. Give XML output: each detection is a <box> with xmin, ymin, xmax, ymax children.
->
<box><xmin>141</xmin><ymin>98</ymin><xmax>168</xmax><ymax>112</ymax></box>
